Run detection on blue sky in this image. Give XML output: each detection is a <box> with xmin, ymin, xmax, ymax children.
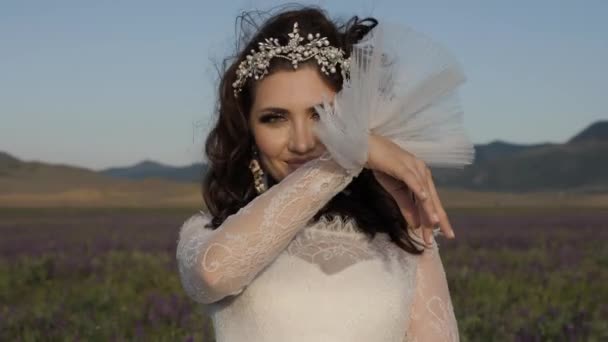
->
<box><xmin>1</xmin><ymin>0</ymin><xmax>607</xmax><ymax>170</ymax></box>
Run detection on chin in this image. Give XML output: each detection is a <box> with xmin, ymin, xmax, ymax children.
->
<box><xmin>267</xmin><ymin>164</ymin><xmax>287</xmax><ymax>181</ymax></box>
<box><xmin>281</xmin><ymin>166</ymin><xmax>292</xmax><ymax>178</ymax></box>
<box><xmin>285</xmin><ymin>162</ymin><xmax>303</xmax><ymax>175</ymax></box>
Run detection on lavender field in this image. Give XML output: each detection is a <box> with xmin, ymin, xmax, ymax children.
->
<box><xmin>0</xmin><ymin>207</ymin><xmax>607</xmax><ymax>341</ymax></box>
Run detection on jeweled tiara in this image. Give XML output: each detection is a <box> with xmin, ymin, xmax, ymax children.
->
<box><xmin>232</xmin><ymin>22</ymin><xmax>351</xmax><ymax>97</ymax></box>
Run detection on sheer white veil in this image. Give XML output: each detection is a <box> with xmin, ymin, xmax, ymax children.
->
<box><xmin>314</xmin><ymin>22</ymin><xmax>475</xmax><ymax>175</ymax></box>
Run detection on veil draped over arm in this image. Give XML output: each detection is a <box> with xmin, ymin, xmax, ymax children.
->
<box><xmin>314</xmin><ymin>22</ymin><xmax>475</xmax><ymax>174</ymax></box>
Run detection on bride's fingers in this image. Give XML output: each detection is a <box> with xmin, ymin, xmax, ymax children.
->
<box><xmin>414</xmin><ymin>198</ymin><xmax>436</xmax><ymax>247</ymax></box>
<box><xmin>422</xmin><ymin>223</ymin><xmax>435</xmax><ymax>248</ymax></box>
<box><xmin>372</xmin><ymin>170</ymin><xmax>421</xmax><ymax>229</ymax></box>
<box><xmin>413</xmin><ymin>164</ymin><xmax>439</xmax><ymax>229</ymax></box>
<box><xmin>394</xmin><ymin>163</ymin><xmax>428</xmax><ymax>203</ymax></box>
<box><xmin>392</xmin><ymin>187</ymin><xmax>420</xmax><ymax>229</ymax></box>
<box><xmin>397</xmin><ymin>166</ymin><xmax>436</xmax><ymax>229</ymax></box>
<box><xmin>406</xmin><ymin>190</ymin><xmax>421</xmax><ymax>228</ymax></box>
<box><xmin>411</xmin><ymin>162</ymin><xmax>440</xmax><ymax>246</ymax></box>
<box><xmin>425</xmin><ymin>168</ymin><xmax>455</xmax><ymax>239</ymax></box>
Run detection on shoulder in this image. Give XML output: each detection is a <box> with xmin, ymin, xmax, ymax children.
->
<box><xmin>178</xmin><ymin>210</ymin><xmax>213</xmax><ymax>241</ymax></box>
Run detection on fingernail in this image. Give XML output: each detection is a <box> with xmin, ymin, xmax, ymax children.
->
<box><xmin>420</xmin><ymin>191</ymin><xmax>427</xmax><ymax>199</ymax></box>
<box><xmin>449</xmin><ymin>230</ymin><xmax>455</xmax><ymax>238</ymax></box>
<box><xmin>432</xmin><ymin>213</ymin><xmax>439</xmax><ymax>223</ymax></box>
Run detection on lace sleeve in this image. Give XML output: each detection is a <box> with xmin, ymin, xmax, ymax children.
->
<box><xmin>405</xmin><ymin>228</ymin><xmax>459</xmax><ymax>341</ymax></box>
<box><xmin>176</xmin><ymin>153</ymin><xmax>357</xmax><ymax>304</ymax></box>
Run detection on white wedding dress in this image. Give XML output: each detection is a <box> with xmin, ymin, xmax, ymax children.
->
<box><xmin>176</xmin><ymin>21</ymin><xmax>471</xmax><ymax>341</ymax></box>
<box><xmin>176</xmin><ymin>155</ymin><xmax>459</xmax><ymax>342</ymax></box>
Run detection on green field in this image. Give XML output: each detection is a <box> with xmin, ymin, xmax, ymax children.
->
<box><xmin>0</xmin><ymin>208</ymin><xmax>606</xmax><ymax>341</ymax></box>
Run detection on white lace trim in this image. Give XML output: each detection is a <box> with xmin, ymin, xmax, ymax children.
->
<box><xmin>305</xmin><ymin>214</ymin><xmax>370</xmax><ymax>238</ymax></box>
<box><xmin>308</xmin><ymin>213</ymin><xmax>433</xmax><ymax>250</ymax></box>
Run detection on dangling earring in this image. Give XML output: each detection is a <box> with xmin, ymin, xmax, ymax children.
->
<box><xmin>249</xmin><ymin>147</ymin><xmax>268</xmax><ymax>195</ymax></box>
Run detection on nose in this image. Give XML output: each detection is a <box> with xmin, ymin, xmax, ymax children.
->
<box><xmin>287</xmin><ymin>117</ymin><xmax>317</xmax><ymax>154</ymax></box>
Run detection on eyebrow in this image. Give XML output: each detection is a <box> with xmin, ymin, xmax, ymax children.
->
<box><xmin>256</xmin><ymin>104</ymin><xmax>324</xmax><ymax>115</ymax></box>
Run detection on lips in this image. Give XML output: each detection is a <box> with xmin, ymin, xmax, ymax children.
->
<box><xmin>287</xmin><ymin>159</ymin><xmax>314</xmax><ymax>164</ymax></box>
<box><xmin>287</xmin><ymin>162</ymin><xmax>306</xmax><ymax>170</ymax></box>
<box><xmin>286</xmin><ymin>158</ymin><xmax>315</xmax><ymax>170</ymax></box>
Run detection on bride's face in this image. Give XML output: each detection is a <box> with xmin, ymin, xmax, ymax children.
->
<box><xmin>249</xmin><ymin>66</ymin><xmax>335</xmax><ymax>182</ymax></box>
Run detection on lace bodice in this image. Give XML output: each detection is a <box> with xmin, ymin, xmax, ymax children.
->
<box><xmin>176</xmin><ymin>155</ymin><xmax>458</xmax><ymax>341</ymax></box>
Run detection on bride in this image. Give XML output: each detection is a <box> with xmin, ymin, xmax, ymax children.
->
<box><xmin>177</xmin><ymin>5</ymin><xmax>473</xmax><ymax>341</ymax></box>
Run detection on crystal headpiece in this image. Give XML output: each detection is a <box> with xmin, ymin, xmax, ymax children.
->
<box><xmin>232</xmin><ymin>22</ymin><xmax>351</xmax><ymax>97</ymax></box>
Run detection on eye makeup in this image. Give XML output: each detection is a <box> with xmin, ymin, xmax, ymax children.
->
<box><xmin>256</xmin><ymin>105</ymin><xmax>323</xmax><ymax>124</ymax></box>
<box><xmin>259</xmin><ymin>113</ymin><xmax>285</xmax><ymax>124</ymax></box>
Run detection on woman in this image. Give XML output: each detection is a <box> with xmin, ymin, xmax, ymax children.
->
<box><xmin>177</xmin><ymin>6</ymin><xmax>473</xmax><ymax>341</ymax></box>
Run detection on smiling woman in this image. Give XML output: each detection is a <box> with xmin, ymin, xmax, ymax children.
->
<box><xmin>249</xmin><ymin>67</ymin><xmax>332</xmax><ymax>180</ymax></box>
<box><xmin>176</xmin><ymin>4</ymin><xmax>472</xmax><ymax>342</ymax></box>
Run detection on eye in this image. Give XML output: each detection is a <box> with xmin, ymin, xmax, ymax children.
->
<box><xmin>312</xmin><ymin>111</ymin><xmax>321</xmax><ymax>121</ymax></box>
<box><xmin>259</xmin><ymin>113</ymin><xmax>284</xmax><ymax>124</ymax></box>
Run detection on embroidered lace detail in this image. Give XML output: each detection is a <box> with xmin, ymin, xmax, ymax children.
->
<box><xmin>176</xmin><ymin>154</ymin><xmax>356</xmax><ymax>304</ymax></box>
<box><xmin>287</xmin><ymin>217</ymin><xmax>375</xmax><ymax>275</ymax></box>
<box><xmin>305</xmin><ymin>213</ymin><xmax>368</xmax><ymax>236</ymax></box>
<box><xmin>405</xmin><ymin>228</ymin><xmax>459</xmax><ymax>341</ymax></box>
<box><xmin>176</xmin><ymin>157</ymin><xmax>458</xmax><ymax>341</ymax></box>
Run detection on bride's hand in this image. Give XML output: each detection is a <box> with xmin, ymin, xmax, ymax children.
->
<box><xmin>365</xmin><ymin>134</ymin><xmax>455</xmax><ymax>245</ymax></box>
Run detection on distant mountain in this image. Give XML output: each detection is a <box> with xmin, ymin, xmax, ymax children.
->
<box><xmin>472</xmin><ymin>140</ymin><xmax>556</xmax><ymax>164</ymax></box>
<box><xmin>95</xmin><ymin>119</ymin><xmax>608</xmax><ymax>193</ymax></box>
<box><xmin>4</xmin><ymin>119</ymin><xmax>607</xmax><ymax>196</ymax></box>
<box><xmin>101</xmin><ymin>160</ymin><xmax>206</xmax><ymax>183</ymax></box>
<box><xmin>434</xmin><ymin>120</ymin><xmax>608</xmax><ymax>192</ymax></box>
<box><xmin>568</xmin><ymin>121</ymin><xmax>608</xmax><ymax>144</ymax></box>
<box><xmin>0</xmin><ymin>151</ymin><xmax>20</xmax><ymax>167</ymax></box>
<box><xmin>0</xmin><ymin>152</ymin><xmax>201</xmax><ymax>207</ymax></box>
<box><xmin>0</xmin><ymin>152</ymin><xmax>118</xmax><ymax>192</ymax></box>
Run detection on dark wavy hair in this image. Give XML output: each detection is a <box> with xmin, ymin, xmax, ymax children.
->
<box><xmin>202</xmin><ymin>5</ymin><xmax>424</xmax><ymax>255</ymax></box>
